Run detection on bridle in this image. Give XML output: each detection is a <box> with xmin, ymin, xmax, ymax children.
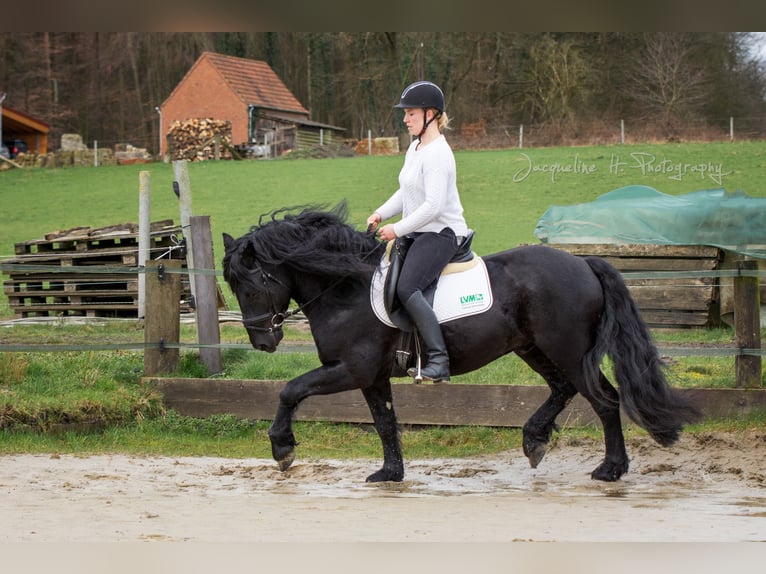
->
<box><xmin>240</xmin><ymin>227</ymin><xmax>382</xmax><ymax>334</ymax></box>
<box><xmin>240</xmin><ymin>260</ymin><xmax>295</xmax><ymax>334</ymax></box>
<box><xmin>240</xmin><ymin>257</ymin><xmax>345</xmax><ymax>335</ymax></box>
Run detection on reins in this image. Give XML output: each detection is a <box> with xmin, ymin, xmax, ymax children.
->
<box><xmin>242</xmin><ymin>227</ymin><xmax>381</xmax><ymax>334</ymax></box>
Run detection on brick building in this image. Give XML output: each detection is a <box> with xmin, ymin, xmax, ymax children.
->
<box><xmin>159</xmin><ymin>52</ymin><xmax>343</xmax><ymax>158</ymax></box>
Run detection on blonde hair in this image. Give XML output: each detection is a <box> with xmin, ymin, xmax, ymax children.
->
<box><xmin>435</xmin><ymin>111</ymin><xmax>450</xmax><ymax>131</ymax></box>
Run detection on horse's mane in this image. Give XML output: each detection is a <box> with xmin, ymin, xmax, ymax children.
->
<box><xmin>224</xmin><ymin>201</ymin><xmax>384</xmax><ymax>292</ymax></box>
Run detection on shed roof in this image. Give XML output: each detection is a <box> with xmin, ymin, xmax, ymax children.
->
<box><xmin>1</xmin><ymin>104</ymin><xmax>50</xmax><ymax>135</ymax></box>
<box><xmin>165</xmin><ymin>52</ymin><xmax>309</xmax><ymax>116</ymax></box>
<box><xmin>261</xmin><ymin>110</ymin><xmax>345</xmax><ymax>132</ymax></box>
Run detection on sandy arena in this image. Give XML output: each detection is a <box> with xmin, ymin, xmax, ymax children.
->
<box><xmin>1</xmin><ymin>430</ymin><xmax>764</xmax><ymax>543</ymax></box>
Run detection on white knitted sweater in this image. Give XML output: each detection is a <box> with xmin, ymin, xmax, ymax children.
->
<box><xmin>375</xmin><ymin>135</ymin><xmax>468</xmax><ymax>238</ymax></box>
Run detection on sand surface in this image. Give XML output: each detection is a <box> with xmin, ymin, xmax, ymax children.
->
<box><xmin>2</xmin><ymin>430</ymin><xmax>765</xmax><ymax>543</ymax></box>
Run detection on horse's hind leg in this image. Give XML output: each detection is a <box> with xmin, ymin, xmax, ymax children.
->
<box><xmin>580</xmin><ymin>371</ymin><xmax>629</xmax><ymax>481</ymax></box>
<box><xmin>516</xmin><ymin>346</ymin><xmax>578</xmax><ymax>468</ymax></box>
<box><xmin>361</xmin><ymin>382</ymin><xmax>404</xmax><ymax>482</ymax></box>
<box><xmin>520</xmin><ymin>347</ymin><xmax>629</xmax><ymax>481</ymax></box>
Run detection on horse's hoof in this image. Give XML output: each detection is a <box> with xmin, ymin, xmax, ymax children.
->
<box><xmin>525</xmin><ymin>443</ymin><xmax>547</xmax><ymax>469</ymax></box>
<box><xmin>276</xmin><ymin>451</ymin><xmax>295</xmax><ymax>472</ymax></box>
<box><xmin>365</xmin><ymin>467</ymin><xmax>404</xmax><ymax>483</ymax></box>
<box><xmin>590</xmin><ymin>459</ymin><xmax>629</xmax><ymax>481</ymax></box>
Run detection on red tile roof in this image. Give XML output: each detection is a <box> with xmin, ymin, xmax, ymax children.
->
<box><xmin>203</xmin><ymin>52</ymin><xmax>308</xmax><ymax>115</ymax></box>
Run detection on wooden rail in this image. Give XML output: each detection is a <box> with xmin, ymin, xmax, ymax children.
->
<box><xmin>145</xmin><ymin>378</ymin><xmax>766</xmax><ymax>427</ymax></box>
<box><xmin>549</xmin><ymin>244</ymin><xmax>722</xmax><ymax>328</ymax></box>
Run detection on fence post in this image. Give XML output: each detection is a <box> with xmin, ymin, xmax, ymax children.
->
<box><xmin>143</xmin><ymin>259</ymin><xmax>181</xmax><ymax>376</ymax></box>
<box><xmin>137</xmin><ymin>171</ymin><xmax>151</xmax><ymax>319</ymax></box>
<box><xmin>173</xmin><ymin>160</ymin><xmax>196</xmax><ymax>304</ymax></box>
<box><xmin>734</xmin><ymin>258</ymin><xmax>762</xmax><ymax>388</ymax></box>
<box><xmin>189</xmin><ymin>215</ymin><xmax>222</xmax><ymax>375</ymax></box>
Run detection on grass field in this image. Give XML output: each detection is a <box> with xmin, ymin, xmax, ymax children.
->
<box><xmin>3</xmin><ymin>140</ymin><xmax>764</xmax><ymax>271</ymax></box>
<box><xmin>1</xmin><ymin>140</ymin><xmax>765</xmax><ymax>456</ymax></box>
<box><xmin>3</xmin><ymin>140</ymin><xmax>764</xmax><ymax>314</ymax></box>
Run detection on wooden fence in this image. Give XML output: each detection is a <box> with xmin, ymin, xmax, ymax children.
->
<box><xmin>138</xmin><ymin>247</ymin><xmax>766</xmax><ymax>427</ymax></box>
<box><xmin>548</xmin><ymin>244</ymin><xmax>722</xmax><ymax>328</ymax></box>
<box><xmin>146</xmin><ymin>377</ymin><xmax>766</xmax><ymax>428</ymax></box>
<box><xmin>3</xmin><ymin>235</ymin><xmax>764</xmax><ymax>427</ymax></box>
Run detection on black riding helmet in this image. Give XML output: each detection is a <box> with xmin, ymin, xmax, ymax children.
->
<box><xmin>394</xmin><ymin>81</ymin><xmax>444</xmax><ymax>138</ymax></box>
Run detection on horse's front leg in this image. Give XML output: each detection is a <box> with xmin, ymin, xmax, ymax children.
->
<box><xmin>268</xmin><ymin>363</ymin><xmax>358</xmax><ymax>472</ymax></box>
<box><xmin>269</xmin><ymin>402</ymin><xmax>300</xmax><ymax>472</ymax></box>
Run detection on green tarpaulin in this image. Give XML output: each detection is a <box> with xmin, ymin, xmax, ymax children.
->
<box><xmin>534</xmin><ymin>185</ymin><xmax>766</xmax><ymax>259</ymax></box>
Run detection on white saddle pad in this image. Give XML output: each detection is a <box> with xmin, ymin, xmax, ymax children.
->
<box><xmin>370</xmin><ymin>253</ymin><xmax>493</xmax><ymax>328</ymax></box>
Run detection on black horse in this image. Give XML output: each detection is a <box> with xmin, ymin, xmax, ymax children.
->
<box><xmin>222</xmin><ymin>203</ymin><xmax>700</xmax><ymax>483</ymax></box>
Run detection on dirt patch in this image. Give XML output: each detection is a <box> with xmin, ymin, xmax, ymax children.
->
<box><xmin>1</xmin><ymin>430</ymin><xmax>764</xmax><ymax>542</ymax></box>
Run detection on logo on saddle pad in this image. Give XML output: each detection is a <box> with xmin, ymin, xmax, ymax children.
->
<box><xmin>370</xmin><ymin>250</ymin><xmax>493</xmax><ymax>329</ymax></box>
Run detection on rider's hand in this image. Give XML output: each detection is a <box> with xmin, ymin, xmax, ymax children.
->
<box><xmin>378</xmin><ymin>224</ymin><xmax>397</xmax><ymax>242</ymax></box>
<box><xmin>366</xmin><ymin>213</ymin><xmax>381</xmax><ymax>231</ymax></box>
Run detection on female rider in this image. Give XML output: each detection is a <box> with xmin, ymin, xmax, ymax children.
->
<box><xmin>366</xmin><ymin>81</ymin><xmax>469</xmax><ymax>383</ymax></box>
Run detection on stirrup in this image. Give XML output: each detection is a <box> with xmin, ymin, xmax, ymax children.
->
<box><xmin>405</xmin><ymin>331</ymin><xmax>450</xmax><ymax>384</ymax></box>
<box><xmin>407</xmin><ymin>353</ymin><xmax>424</xmax><ymax>384</ymax></box>
<box><xmin>406</xmin><ymin>357</ymin><xmax>450</xmax><ymax>384</ymax></box>
<box><xmin>407</xmin><ymin>331</ymin><xmax>423</xmax><ymax>385</ymax></box>
<box><xmin>407</xmin><ymin>335</ymin><xmax>424</xmax><ymax>384</ymax></box>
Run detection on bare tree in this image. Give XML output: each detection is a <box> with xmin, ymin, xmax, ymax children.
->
<box><xmin>517</xmin><ymin>34</ymin><xmax>590</xmax><ymax>129</ymax></box>
<box><xmin>625</xmin><ymin>33</ymin><xmax>708</xmax><ymax>134</ymax></box>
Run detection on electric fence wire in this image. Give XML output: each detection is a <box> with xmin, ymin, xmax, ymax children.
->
<box><xmin>0</xmin><ymin>264</ymin><xmax>763</xmax><ymax>358</ymax></box>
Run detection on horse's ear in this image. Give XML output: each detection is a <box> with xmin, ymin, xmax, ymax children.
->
<box><xmin>222</xmin><ymin>233</ymin><xmax>235</xmax><ymax>251</ymax></box>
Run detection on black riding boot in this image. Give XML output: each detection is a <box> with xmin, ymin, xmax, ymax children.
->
<box><xmin>403</xmin><ymin>291</ymin><xmax>450</xmax><ymax>383</ymax></box>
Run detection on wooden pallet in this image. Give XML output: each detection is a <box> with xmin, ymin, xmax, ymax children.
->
<box><xmin>13</xmin><ymin>220</ymin><xmax>179</xmax><ymax>256</ymax></box>
<box><xmin>547</xmin><ymin>243</ymin><xmax>723</xmax><ymax>328</ymax></box>
<box><xmin>2</xmin><ymin>221</ymin><xmax>195</xmax><ymax>318</ymax></box>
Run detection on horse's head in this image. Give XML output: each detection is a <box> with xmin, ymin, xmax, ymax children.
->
<box><xmin>222</xmin><ymin>232</ymin><xmax>290</xmax><ymax>352</ymax></box>
<box><xmin>222</xmin><ymin>203</ymin><xmax>383</xmax><ymax>351</ymax></box>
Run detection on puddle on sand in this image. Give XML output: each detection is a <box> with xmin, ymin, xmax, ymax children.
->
<box><xmin>221</xmin><ymin>452</ymin><xmax>765</xmax><ymax>525</ymax></box>
<box><xmin>242</xmin><ymin>458</ymin><xmax>676</xmax><ymax>501</ymax></box>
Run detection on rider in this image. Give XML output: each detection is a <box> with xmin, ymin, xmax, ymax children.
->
<box><xmin>366</xmin><ymin>80</ymin><xmax>469</xmax><ymax>383</ymax></box>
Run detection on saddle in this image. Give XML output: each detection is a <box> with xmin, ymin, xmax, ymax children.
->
<box><xmin>383</xmin><ymin>230</ymin><xmax>476</xmax><ymax>332</ymax></box>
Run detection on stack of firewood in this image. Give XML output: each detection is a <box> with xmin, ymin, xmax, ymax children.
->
<box><xmin>166</xmin><ymin>118</ymin><xmax>234</xmax><ymax>161</ymax></box>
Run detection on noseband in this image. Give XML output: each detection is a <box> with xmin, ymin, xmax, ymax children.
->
<box><xmin>241</xmin><ymin>261</ymin><xmax>295</xmax><ymax>334</ymax></box>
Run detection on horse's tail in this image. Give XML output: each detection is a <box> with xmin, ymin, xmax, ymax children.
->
<box><xmin>583</xmin><ymin>256</ymin><xmax>702</xmax><ymax>446</ymax></box>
